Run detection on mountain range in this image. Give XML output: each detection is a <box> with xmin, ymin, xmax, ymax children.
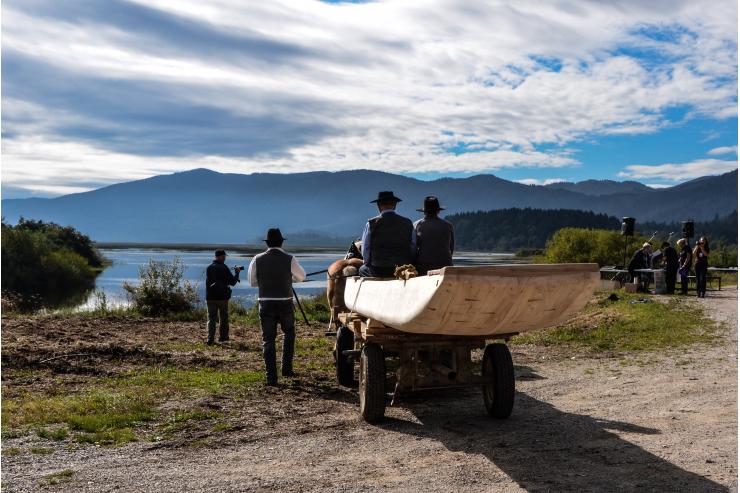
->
<box><xmin>1</xmin><ymin>169</ymin><xmax>736</xmax><ymax>243</ymax></box>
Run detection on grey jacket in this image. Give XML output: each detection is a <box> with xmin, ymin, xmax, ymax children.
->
<box><xmin>414</xmin><ymin>215</ymin><xmax>454</xmax><ymax>273</ymax></box>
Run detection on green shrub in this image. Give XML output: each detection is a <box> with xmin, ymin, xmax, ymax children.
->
<box><xmin>123</xmin><ymin>257</ymin><xmax>199</xmax><ymax>316</ymax></box>
<box><xmin>536</xmin><ymin>228</ymin><xmax>647</xmax><ymax>267</ymax></box>
<box><xmin>708</xmin><ymin>240</ymin><xmax>738</xmax><ymax>268</ymax></box>
<box><xmin>14</xmin><ymin>217</ymin><xmax>103</xmax><ymax>267</ymax></box>
<box><xmin>1</xmin><ymin>221</ymin><xmax>98</xmax><ymax>310</ymax></box>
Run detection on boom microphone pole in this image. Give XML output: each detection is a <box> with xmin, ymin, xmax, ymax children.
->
<box><xmin>293</xmin><ymin>287</ymin><xmax>310</xmax><ymax>325</ymax></box>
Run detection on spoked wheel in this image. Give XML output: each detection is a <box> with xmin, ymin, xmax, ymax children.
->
<box><xmin>482</xmin><ymin>343</ymin><xmax>515</xmax><ymax>418</ymax></box>
<box><xmin>359</xmin><ymin>343</ymin><xmax>386</xmax><ymax>423</ymax></box>
<box><xmin>335</xmin><ymin>325</ymin><xmax>355</xmax><ymax>387</ymax></box>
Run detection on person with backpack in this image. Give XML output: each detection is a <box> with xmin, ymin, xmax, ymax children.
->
<box><xmin>205</xmin><ymin>249</ymin><xmax>242</xmax><ymax>345</ymax></box>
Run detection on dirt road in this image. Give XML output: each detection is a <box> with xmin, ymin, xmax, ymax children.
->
<box><xmin>3</xmin><ymin>289</ymin><xmax>737</xmax><ymax>492</ymax></box>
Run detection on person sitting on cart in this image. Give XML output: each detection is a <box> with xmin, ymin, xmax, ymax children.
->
<box><xmin>247</xmin><ymin>228</ymin><xmax>306</xmax><ymax>386</ymax></box>
<box><xmin>413</xmin><ymin>196</ymin><xmax>454</xmax><ymax>275</ymax></box>
<box><xmin>359</xmin><ymin>191</ymin><xmax>416</xmax><ymax>278</ymax></box>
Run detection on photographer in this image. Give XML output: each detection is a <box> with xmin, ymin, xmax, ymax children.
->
<box><xmin>205</xmin><ymin>249</ymin><xmax>242</xmax><ymax>345</ymax></box>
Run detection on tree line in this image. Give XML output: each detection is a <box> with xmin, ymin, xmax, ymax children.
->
<box><xmin>446</xmin><ymin>208</ymin><xmax>738</xmax><ymax>252</ymax></box>
<box><xmin>1</xmin><ymin>218</ymin><xmax>105</xmax><ymax>311</ymax></box>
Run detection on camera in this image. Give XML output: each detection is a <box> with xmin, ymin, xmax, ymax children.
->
<box><xmin>234</xmin><ymin>265</ymin><xmax>245</xmax><ymax>272</ymax></box>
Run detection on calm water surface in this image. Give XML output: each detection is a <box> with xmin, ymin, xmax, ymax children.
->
<box><xmin>80</xmin><ymin>248</ymin><xmax>521</xmax><ymax>309</ymax></box>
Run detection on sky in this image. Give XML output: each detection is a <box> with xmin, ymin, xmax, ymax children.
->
<box><xmin>1</xmin><ymin>0</ymin><xmax>738</xmax><ymax>198</ymax></box>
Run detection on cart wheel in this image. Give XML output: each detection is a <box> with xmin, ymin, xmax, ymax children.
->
<box><xmin>335</xmin><ymin>325</ymin><xmax>355</xmax><ymax>387</ymax></box>
<box><xmin>482</xmin><ymin>343</ymin><xmax>515</xmax><ymax>418</ymax></box>
<box><xmin>359</xmin><ymin>343</ymin><xmax>386</xmax><ymax>423</ymax></box>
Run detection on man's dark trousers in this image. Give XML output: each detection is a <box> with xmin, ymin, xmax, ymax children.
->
<box><xmin>665</xmin><ymin>269</ymin><xmax>677</xmax><ymax>295</ymax></box>
<box><xmin>258</xmin><ymin>300</ymin><xmax>295</xmax><ymax>383</ymax></box>
<box><xmin>206</xmin><ymin>300</ymin><xmax>229</xmax><ymax>343</ymax></box>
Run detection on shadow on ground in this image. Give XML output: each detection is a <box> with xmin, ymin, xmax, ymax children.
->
<box><xmin>380</xmin><ymin>388</ymin><xmax>727</xmax><ymax>493</ymax></box>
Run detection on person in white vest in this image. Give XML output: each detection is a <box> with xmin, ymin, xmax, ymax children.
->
<box><xmin>248</xmin><ymin>228</ymin><xmax>306</xmax><ymax>386</ymax></box>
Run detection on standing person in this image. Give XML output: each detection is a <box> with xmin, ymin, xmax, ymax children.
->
<box><xmin>693</xmin><ymin>237</ymin><xmax>710</xmax><ymax>298</ymax></box>
<box><xmin>628</xmin><ymin>242</ymin><xmax>651</xmax><ymax>291</ymax></box>
<box><xmin>677</xmin><ymin>238</ymin><xmax>693</xmax><ymax>295</ymax></box>
<box><xmin>661</xmin><ymin>241</ymin><xmax>679</xmax><ymax>295</ymax></box>
<box><xmin>359</xmin><ymin>191</ymin><xmax>416</xmax><ymax>278</ymax></box>
<box><xmin>248</xmin><ymin>228</ymin><xmax>306</xmax><ymax>385</ymax></box>
<box><xmin>205</xmin><ymin>249</ymin><xmax>242</xmax><ymax>345</ymax></box>
<box><xmin>413</xmin><ymin>196</ymin><xmax>455</xmax><ymax>275</ymax></box>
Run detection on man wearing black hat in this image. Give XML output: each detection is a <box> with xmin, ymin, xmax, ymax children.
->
<box><xmin>414</xmin><ymin>196</ymin><xmax>455</xmax><ymax>275</ymax></box>
<box><xmin>205</xmin><ymin>250</ymin><xmax>242</xmax><ymax>345</ymax></box>
<box><xmin>359</xmin><ymin>191</ymin><xmax>416</xmax><ymax>278</ymax></box>
<box><xmin>247</xmin><ymin>228</ymin><xmax>306</xmax><ymax>385</ymax></box>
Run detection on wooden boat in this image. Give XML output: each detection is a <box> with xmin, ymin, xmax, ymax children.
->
<box><xmin>342</xmin><ymin>263</ymin><xmax>600</xmax><ymax>336</ymax></box>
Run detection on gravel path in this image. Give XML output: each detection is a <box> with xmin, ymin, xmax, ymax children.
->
<box><xmin>3</xmin><ymin>288</ymin><xmax>737</xmax><ymax>492</ymax></box>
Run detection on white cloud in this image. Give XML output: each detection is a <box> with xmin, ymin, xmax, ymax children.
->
<box><xmin>515</xmin><ymin>178</ymin><xmax>568</xmax><ymax>186</ymax></box>
<box><xmin>1</xmin><ymin>0</ymin><xmax>737</xmax><ymax>195</ymax></box>
<box><xmin>707</xmin><ymin>145</ymin><xmax>738</xmax><ymax>155</ymax></box>
<box><xmin>618</xmin><ymin>158</ymin><xmax>738</xmax><ymax>181</ymax></box>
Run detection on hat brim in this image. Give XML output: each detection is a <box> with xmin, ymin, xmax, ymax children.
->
<box><xmin>263</xmin><ymin>237</ymin><xmax>286</xmax><ymax>242</ymax></box>
<box><xmin>370</xmin><ymin>198</ymin><xmax>402</xmax><ymax>203</ymax></box>
<box><xmin>416</xmin><ymin>206</ymin><xmax>446</xmax><ymax>212</ymax></box>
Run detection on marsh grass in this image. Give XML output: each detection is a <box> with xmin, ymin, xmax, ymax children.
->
<box><xmin>37</xmin><ymin>427</ymin><xmax>69</xmax><ymax>441</ymax></box>
<box><xmin>513</xmin><ymin>291</ymin><xmax>718</xmax><ymax>352</ymax></box>
<box><xmin>30</xmin><ymin>447</ymin><xmax>55</xmax><ymax>455</ymax></box>
<box><xmin>3</xmin><ymin>447</ymin><xmax>21</xmax><ymax>456</ymax></box>
<box><xmin>39</xmin><ymin>469</ymin><xmax>74</xmax><ymax>487</ymax></box>
<box><xmin>2</xmin><ymin>367</ymin><xmax>264</xmax><ymax>446</ymax></box>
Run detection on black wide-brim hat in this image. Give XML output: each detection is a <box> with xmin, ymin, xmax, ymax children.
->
<box><xmin>417</xmin><ymin>196</ymin><xmax>446</xmax><ymax>212</ymax></box>
<box><xmin>264</xmin><ymin>228</ymin><xmax>286</xmax><ymax>242</ymax></box>
<box><xmin>371</xmin><ymin>191</ymin><xmax>402</xmax><ymax>203</ymax></box>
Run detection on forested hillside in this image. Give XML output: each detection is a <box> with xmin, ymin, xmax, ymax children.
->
<box><xmin>447</xmin><ymin>208</ymin><xmax>738</xmax><ymax>252</ymax></box>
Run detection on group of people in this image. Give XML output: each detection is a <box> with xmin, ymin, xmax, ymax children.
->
<box><xmin>627</xmin><ymin>236</ymin><xmax>710</xmax><ymax>297</ymax></box>
<box><xmin>204</xmin><ymin>191</ymin><xmax>456</xmax><ymax>385</ymax></box>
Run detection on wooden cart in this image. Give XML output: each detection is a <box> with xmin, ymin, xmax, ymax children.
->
<box><xmin>331</xmin><ymin>312</ymin><xmax>516</xmax><ymax>423</ymax></box>
<box><xmin>328</xmin><ymin>264</ymin><xmax>600</xmax><ymax>422</ymax></box>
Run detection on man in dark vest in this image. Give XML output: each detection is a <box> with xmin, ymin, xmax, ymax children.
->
<box><xmin>247</xmin><ymin>228</ymin><xmax>306</xmax><ymax>385</ymax></box>
<box><xmin>359</xmin><ymin>191</ymin><xmax>416</xmax><ymax>278</ymax></box>
<box><xmin>661</xmin><ymin>241</ymin><xmax>679</xmax><ymax>294</ymax></box>
<box><xmin>414</xmin><ymin>196</ymin><xmax>455</xmax><ymax>275</ymax></box>
<box><xmin>628</xmin><ymin>242</ymin><xmax>652</xmax><ymax>291</ymax></box>
<box><xmin>205</xmin><ymin>249</ymin><xmax>242</xmax><ymax>345</ymax></box>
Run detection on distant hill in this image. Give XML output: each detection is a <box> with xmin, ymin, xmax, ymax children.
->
<box><xmin>1</xmin><ymin>169</ymin><xmax>736</xmax><ymax>243</ymax></box>
<box><xmin>448</xmin><ymin>208</ymin><xmax>738</xmax><ymax>252</ymax></box>
<box><xmin>545</xmin><ymin>179</ymin><xmax>653</xmax><ymax>196</ymax></box>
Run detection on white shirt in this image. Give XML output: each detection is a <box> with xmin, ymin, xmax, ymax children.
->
<box><xmin>247</xmin><ymin>247</ymin><xmax>307</xmax><ymax>300</ymax></box>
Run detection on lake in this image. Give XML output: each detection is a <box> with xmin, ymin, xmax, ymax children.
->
<box><xmin>79</xmin><ymin>248</ymin><xmax>522</xmax><ymax>309</ymax></box>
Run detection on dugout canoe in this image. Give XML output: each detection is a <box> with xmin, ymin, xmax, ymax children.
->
<box><xmin>343</xmin><ymin>263</ymin><xmax>600</xmax><ymax>336</ymax></box>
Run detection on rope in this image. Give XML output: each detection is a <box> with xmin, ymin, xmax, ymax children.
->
<box><xmin>348</xmin><ymin>277</ymin><xmax>366</xmax><ymax>320</ymax></box>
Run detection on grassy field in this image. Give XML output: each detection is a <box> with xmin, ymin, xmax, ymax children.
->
<box><xmin>1</xmin><ymin>289</ymin><xmax>722</xmax><ymax>453</ymax></box>
<box><xmin>512</xmin><ymin>290</ymin><xmax>719</xmax><ymax>352</ymax></box>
